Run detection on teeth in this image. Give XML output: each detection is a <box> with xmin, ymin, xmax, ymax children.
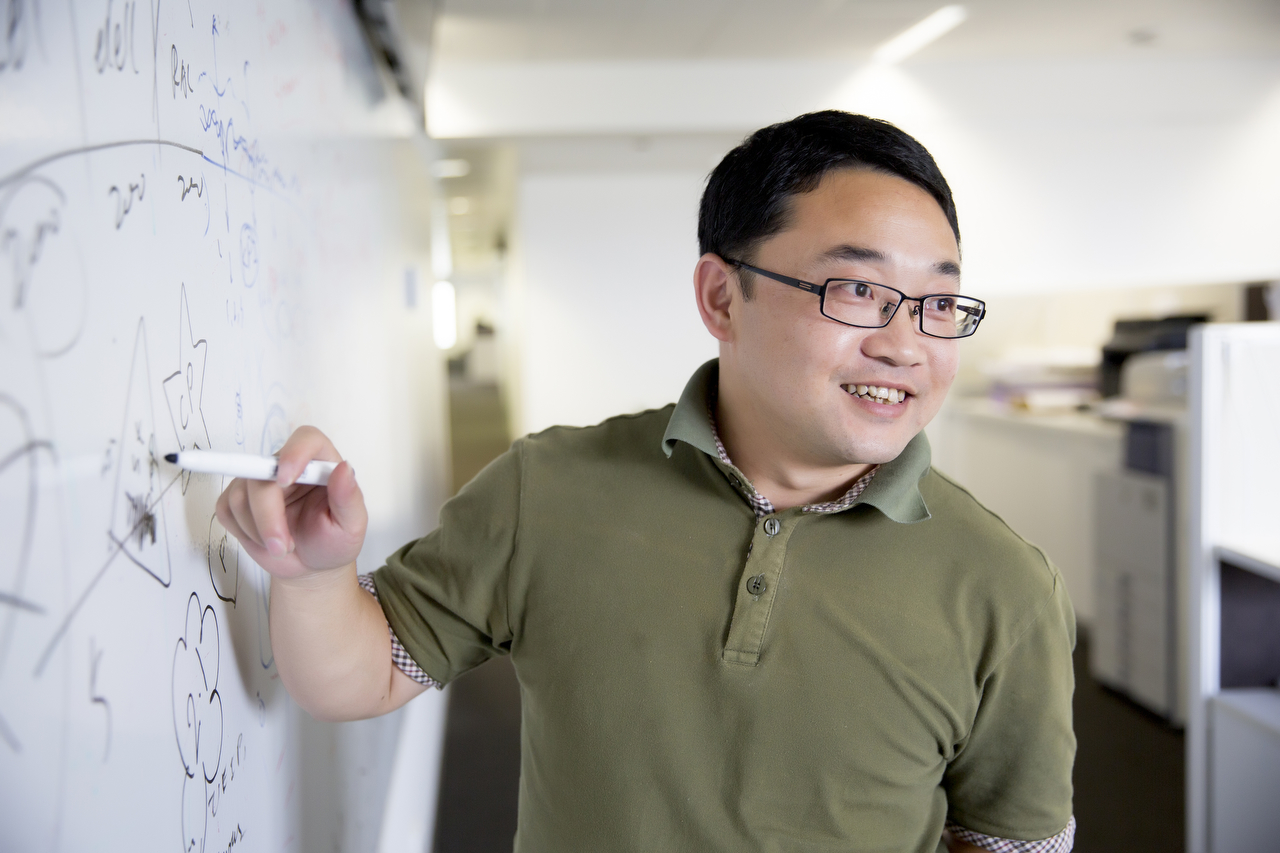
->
<box><xmin>845</xmin><ymin>385</ymin><xmax>908</xmax><ymax>405</ymax></box>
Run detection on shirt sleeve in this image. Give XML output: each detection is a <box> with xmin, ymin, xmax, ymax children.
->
<box><xmin>367</xmin><ymin>441</ymin><xmax>524</xmax><ymax>687</ymax></box>
<box><xmin>946</xmin><ymin>815</ymin><xmax>1076</xmax><ymax>852</ymax></box>
<box><xmin>357</xmin><ymin>573</ymin><xmax>441</xmax><ymax>688</ymax></box>
<box><xmin>943</xmin><ymin>565</ymin><xmax>1077</xmax><ymax>842</ymax></box>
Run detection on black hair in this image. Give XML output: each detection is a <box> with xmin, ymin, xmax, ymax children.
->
<box><xmin>697</xmin><ymin>111</ymin><xmax>959</xmax><ymax>299</ymax></box>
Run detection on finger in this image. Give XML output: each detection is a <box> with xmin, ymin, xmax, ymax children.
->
<box><xmin>273</xmin><ymin>426</ymin><xmax>341</xmax><ymax>487</ymax></box>
<box><xmin>245</xmin><ymin>477</ymin><xmax>291</xmax><ymax>556</ymax></box>
<box><xmin>324</xmin><ymin>461</ymin><xmax>367</xmax><ymax>535</ymax></box>
<box><xmin>215</xmin><ymin>484</ymin><xmax>253</xmax><ymax>544</ymax></box>
<box><xmin>224</xmin><ymin>480</ymin><xmax>265</xmax><ymax>548</ymax></box>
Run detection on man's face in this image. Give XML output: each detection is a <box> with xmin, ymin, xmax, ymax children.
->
<box><xmin>726</xmin><ymin>167</ymin><xmax>962</xmax><ymax>467</ymax></box>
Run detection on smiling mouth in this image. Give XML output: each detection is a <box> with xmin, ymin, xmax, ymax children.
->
<box><xmin>842</xmin><ymin>384</ymin><xmax>909</xmax><ymax>405</ymax></box>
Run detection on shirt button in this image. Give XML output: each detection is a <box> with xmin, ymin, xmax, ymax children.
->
<box><xmin>764</xmin><ymin>518</ymin><xmax>780</xmax><ymax>536</ymax></box>
<box><xmin>746</xmin><ymin>574</ymin><xmax>767</xmax><ymax>595</ymax></box>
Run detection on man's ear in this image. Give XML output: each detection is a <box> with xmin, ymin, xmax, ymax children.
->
<box><xmin>693</xmin><ymin>253</ymin><xmax>737</xmax><ymax>344</ymax></box>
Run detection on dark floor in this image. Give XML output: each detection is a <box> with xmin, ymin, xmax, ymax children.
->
<box><xmin>432</xmin><ymin>383</ymin><xmax>1186</xmax><ymax>853</ymax></box>
<box><xmin>434</xmin><ymin>381</ymin><xmax>523</xmax><ymax>853</ymax></box>
<box><xmin>1072</xmin><ymin>631</ymin><xmax>1185</xmax><ymax>852</ymax></box>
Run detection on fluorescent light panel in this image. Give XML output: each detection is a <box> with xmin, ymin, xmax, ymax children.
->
<box><xmin>432</xmin><ymin>281</ymin><xmax>458</xmax><ymax>350</ymax></box>
<box><xmin>872</xmin><ymin>5</ymin><xmax>968</xmax><ymax>65</ymax></box>
<box><xmin>433</xmin><ymin>158</ymin><xmax>471</xmax><ymax>179</ymax></box>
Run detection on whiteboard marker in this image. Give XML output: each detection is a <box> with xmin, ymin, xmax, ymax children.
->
<box><xmin>164</xmin><ymin>451</ymin><xmax>338</xmax><ymax>486</ymax></box>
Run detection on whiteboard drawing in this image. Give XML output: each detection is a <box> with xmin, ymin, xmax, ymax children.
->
<box><xmin>0</xmin><ymin>176</ymin><xmax>63</xmax><ymax>312</ymax></box>
<box><xmin>0</xmin><ymin>0</ymin><xmax>34</xmax><ymax>73</ymax></box>
<box><xmin>162</xmin><ymin>284</ymin><xmax>212</xmax><ymax>493</ymax></box>
<box><xmin>93</xmin><ymin>0</ymin><xmax>141</xmax><ymax>76</ymax></box>
<box><xmin>238</xmin><ymin>220</ymin><xmax>257</xmax><ymax>288</ymax></box>
<box><xmin>1</xmin><ymin>1</ymin><xmax>448</xmax><ymax>848</ymax></box>
<box><xmin>0</xmin><ymin>174</ymin><xmax>88</xmax><ymax>358</ymax></box>
<box><xmin>110</xmin><ymin>318</ymin><xmax>173</xmax><ymax>587</ymax></box>
<box><xmin>107</xmin><ymin>171</ymin><xmax>146</xmax><ymax>229</ymax></box>
<box><xmin>88</xmin><ymin>638</ymin><xmax>112</xmax><ymax>762</ymax></box>
<box><xmin>172</xmin><ymin>592</ymin><xmax>224</xmax><ymax>853</ymax></box>
<box><xmin>207</xmin><ymin>510</ymin><xmax>238</xmax><ymax>605</ymax></box>
<box><xmin>0</xmin><ymin>395</ymin><xmax>52</xmax><ymax>753</ymax></box>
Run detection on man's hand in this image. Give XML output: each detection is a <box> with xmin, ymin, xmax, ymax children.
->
<box><xmin>213</xmin><ymin>426</ymin><xmax>424</xmax><ymax>721</ymax></box>
<box><xmin>215</xmin><ymin>425</ymin><xmax>367</xmax><ymax>580</ymax></box>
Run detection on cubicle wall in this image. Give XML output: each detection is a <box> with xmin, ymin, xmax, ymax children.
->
<box><xmin>1187</xmin><ymin>323</ymin><xmax>1280</xmax><ymax>853</ymax></box>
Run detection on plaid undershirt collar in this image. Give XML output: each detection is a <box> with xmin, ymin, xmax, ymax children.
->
<box><xmin>706</xmin><ymin>391</ymin><xmax>878</xmax><ymax>519</ymax></box>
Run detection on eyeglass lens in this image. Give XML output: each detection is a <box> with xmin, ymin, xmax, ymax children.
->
<box><xmin>822</xmin><ymin>281</ymin><xmax>983</xmax><ymax>338</ymax></box>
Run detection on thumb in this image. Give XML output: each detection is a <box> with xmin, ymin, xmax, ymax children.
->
<box><xmin>325</xmin><ymin>461</ymin><xmax>367</xmax><ymax>534</ymax></box>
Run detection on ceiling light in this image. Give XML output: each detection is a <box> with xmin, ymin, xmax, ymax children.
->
<box><xmin>433</xmin><ymin>158</ymin><xmax>471</xmax><ymax>178</ymax></box>
<box><xmin>448</xmin><ymin>197</ymin><xmax>472</xmax><ymax>216</ymax></box>
<box><xmin>872</xmin><ymin>5</ymin><xmax>967</xmax><ymax>65</ymax></box>
<box><xmin>432</xmin><ymin>281</ymin><xmax>458</xmax><ymax>350</ymax></box>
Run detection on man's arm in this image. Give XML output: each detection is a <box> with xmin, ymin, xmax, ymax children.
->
<box><xmin>267</xmin><ymin>564</ymin><xmax>427</xmax><ymax>720</ymax></box>
<box><xmin>216</xmin><ymin>426</ymin><xmax>427</xmax><ymax>721</ymax></box>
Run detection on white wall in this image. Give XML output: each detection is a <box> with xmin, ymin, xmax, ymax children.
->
<box><xmin>514</xmin><ymin>168</ymin><xmax>718</xmax><ymax>434</ymax></box>
<box><xmin>441</xmin><ymin>55</ymin><xmax>1280</xmax><ymax>299</ymax></box>
<box><xmin>486</xmin><ymin>54</ymin><xmax>1280</xmax><ymax>434</ymax></box>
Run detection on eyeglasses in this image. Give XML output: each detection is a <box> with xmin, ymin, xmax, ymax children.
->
<box><xmin>725</xmin><ymin>259</ymin><xmax>986</xmax><ymax>339</ymax></box>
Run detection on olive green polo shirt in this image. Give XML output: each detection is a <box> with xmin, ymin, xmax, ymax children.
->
<box><xmin>372</xmin><ymin>360</ymin><xmax>1076</xmax><ymax>853</ymax></box>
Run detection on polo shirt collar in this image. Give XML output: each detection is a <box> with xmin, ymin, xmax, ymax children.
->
<box><xmin>662</xmin><ymin>358</ymin><xmax>933</xmax><ymax>524</ymax></box>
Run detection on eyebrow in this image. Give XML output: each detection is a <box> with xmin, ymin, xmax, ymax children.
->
<box><xmin>820</xmin><ymin>244</ymin><xmax>961</xmax><ymax>280</ymax></box>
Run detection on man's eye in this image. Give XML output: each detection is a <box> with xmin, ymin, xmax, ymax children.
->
<box><xmin>853</xmin><ymin>282</ymin><xmax>872</xmax><ymax>298</ymax></box>
<box><xmin>933</xmin><ymin>297</ymin><xmax>955</xmax><ymax>312</ymax></box>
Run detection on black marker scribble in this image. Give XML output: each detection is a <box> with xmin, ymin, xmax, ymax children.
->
<box><xmin>177</xmin><ymin>173</ymin><xmax>211</xmax><ymax>235</ymax></box>
<box><xmin>162</xmin><ymin>285</ymin><xmax>211</xmax><ymax>494</ymax></box>
<box><xmin>0</xmin><ymin>710</ymin><xmax>19</xmax><ymax>752</ymax></box>
<box><xmin>94</xmin><ymin>0</ymin><xmax>138</xmax><ymax>75</ymax></box>
<box><xmin>0</xmin><ymin>173</ymin><xmax>90</xmax><ymax>358</ymax></box>
<box><xmin>1</xmin><ymin>176</ymin><xmax>65</xmax><ymax>311</ymax></box>
<box><xmin>178</xmin><ymin>174</ymin><xmax>203</xmax><ymax>201</ymax></box>
<box><xmin>0</xmin><ymin>591</ymin><xmax>44</xmax><ymax>613</ymax></box>
<box><xmin>214</xmin><ymin>824</ymin><xmax>245</xmax><ymax>853</ymax></box>
<box><xmin>108</xmin><ymin>318</ymin><xmax>172</xmax><ymax>586</ymax></box>
<box><xmin>125</xmin><ymin>492</ymin><xmax>157</xmax><ymax>548</ymax></box>
<box><xmin>89</xmin><ymin>639</ymin><xmax>112</xmax><ymax>762</ymax></box>
<box><xmin>0</xmin><ymin>141</ymin><xmax>204</xmax><ymax>193</ymax></box>
<box><xmin>207</xmin><ymin>511</ymin><xmax>238</xmax><ymax>605</ymax></box>
<box><xmin>209</xmin><ymin>734</ymin><xmax>246</xmax><ymax>819</ymax></box>
<box><xmin>0</xmin><ymin>396</ymin><xmax>56</xmax><ymax>683</ymax></box>
<box><xmin>34</xmin><ymin>469</ymin><xmax>180</xmax><ymax>677</ymax></box>
<box><xmin>0</xmin><ymin>0</ymin><xmax>34</xmax><ymax>74</ymax></box>
<box><xmin>173</xmin><ymin>592</ymin><xmax>223</xmax><ymax>853</ymax></box>
<box><xmin>108</xmin><ymin>173</ymin><xmax>145</xmax><ymax>229</ymax></box>
<box><xmin>171</xmin><ymin>43</ymin><xmax>194</xmax><ymax>98</ymax></box>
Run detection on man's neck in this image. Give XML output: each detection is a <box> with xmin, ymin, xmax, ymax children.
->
<box><xmin>713</xmin><ymin>388</ymin><xmax>872</xmax><ymax>512</ymax></box>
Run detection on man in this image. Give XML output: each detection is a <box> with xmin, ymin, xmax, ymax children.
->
<box><xmin>217</xmin><ymin>111</ymin><xmax>1076</xmax><ymax>853</ymax></box>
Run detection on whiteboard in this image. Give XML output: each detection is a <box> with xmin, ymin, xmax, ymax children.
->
<box><xmin>1</xmin><ymin>1</ymin><xmax>449</xmax><ymax>851</ymax></box>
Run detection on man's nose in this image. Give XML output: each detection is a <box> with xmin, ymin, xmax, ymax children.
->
<box><xmin>861</xmin><ymin>300</ymin><xmax>923</xmax><ymax>366</ymax></box>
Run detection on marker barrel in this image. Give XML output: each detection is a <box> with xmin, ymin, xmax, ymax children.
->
<box><xmin>168</xmin><ymin>451</ymin><xmax>337</xmax><ymax>486</ymax></box>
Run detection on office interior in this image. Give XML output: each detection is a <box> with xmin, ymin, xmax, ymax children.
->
<box><xmin>289</xmin><ymin>2</ymin><xmax>1280</xmax><ymax>851</ymax></box>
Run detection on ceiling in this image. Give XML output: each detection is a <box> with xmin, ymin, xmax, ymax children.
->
<box><xmin>432</xmin><ymin>0</ymin><xmax>1280</xmax><ymax>63</ymax></box>
<box><xmin>416</xmin><ymin>0</ymin><xmax>1280</xmax><ymax>286</ymax></box>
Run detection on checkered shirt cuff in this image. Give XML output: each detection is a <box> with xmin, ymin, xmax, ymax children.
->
<box><xmin>357</xmin><ymin>573</ymin><xmax>441</xmax><ymax>689</ymax></box>
<box><xmin>946</xmin><ymin>815</ymin><xmax>1075</xmax><ymax>853</ymax></box>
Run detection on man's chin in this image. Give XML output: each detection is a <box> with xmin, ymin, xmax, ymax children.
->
<box><xmin>836</xmin><ymin>433</ymin><xmax>915</xmax><ymax>466</ymax></box>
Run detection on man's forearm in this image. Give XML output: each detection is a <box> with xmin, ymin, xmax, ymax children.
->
<box><xmin>269</xmin><ymin>563</ymin><xmax>422</xmax><ymax>720</ymax></box>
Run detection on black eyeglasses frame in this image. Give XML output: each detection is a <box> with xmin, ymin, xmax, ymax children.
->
<box><xmin>724</xmin><ymin>258</ymin><xmax>986</xmax><ymax>340</ymax></box>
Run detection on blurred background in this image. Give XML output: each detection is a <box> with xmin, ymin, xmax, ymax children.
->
<box><xmin>379</xmin><ymin>2</ymin><xmax>1280</xmax><ymax>852</ymax></box>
